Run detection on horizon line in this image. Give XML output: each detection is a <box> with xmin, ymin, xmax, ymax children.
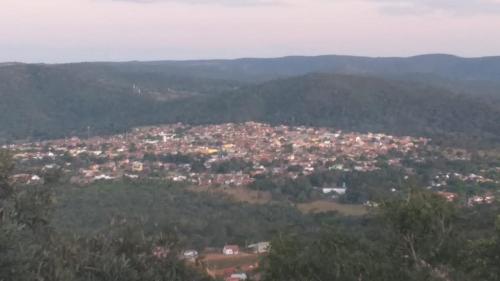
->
<box><xmin>2</xmin><ymin>53</ymin><xmax>500</xmax><ymax>65</ymax></box>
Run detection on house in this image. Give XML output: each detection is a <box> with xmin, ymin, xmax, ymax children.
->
<box><xmin>183</xmin><ymin>250</ymin><xmax>199</xmax><ymax>259</ymax></box>
<box><xmin>94</xmin><ymin>174</ymin><xmax>115</xmax><ymax>181</ymax></box>
<box><xmin>132</xmin><ymin>161</ymin><xmax>144</xmax><ymax>172</ymax></box>
<box><xmin>437</xmin><ymin>191</ymin><xmax>458</xmax><ymax>202</ymax></box>
<box><xmin>11</xmin><ymin>174</ymin><xmax>43</xmax><ymax>185</ymax></box>
<box><xmin>322</xmin><ymin>187</ymin><xmax>346</xmax><ymax>195</ymax></box>
<box><xmin>329</xmin><ymin>164</ymin><xmax>344</xmax><ymax>171</ymax></box>
<box><xmin>248</xmin><ymin>242</ymin><xmax>270</xmax><ymax>254</ymax></box>
<box><xmin>468</xmin><ymin>194</ymin><xmax>496</xmax><ymax>206</ymax></box>
<box><xmin>223</xmin><ymin>245</ymin><xmax>240</xmax><ymax>255</ymax></box>
<box><xmin>229</xmin><ymin>273</ymin><xmax>248</xmax><ymax>280</ymax></box>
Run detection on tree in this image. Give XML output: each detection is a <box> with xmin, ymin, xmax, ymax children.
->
<box><xmin>461</xmin><ymin>215</ymin><xmax>500</xmax><ymax>281</ymax></box>
<box><xmin>262</xmin><ymin>228</ymin><xmax>403</xmax><ymax>281</ymax></box>
<box><xmin>261</xmin><ymin>188</ymin><xmax>470</xmax><ymax>281</ymax></box>
<box><xmin>380</xmin><ymin>189</ymin><xmax>458</xmax><ymax>280</ymax></box>
<box><xmin>0</xmin><ymin>149</ymin><xmax>13</xmax><ymax>200</ymax></box>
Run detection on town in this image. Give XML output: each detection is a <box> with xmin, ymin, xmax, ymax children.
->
<box><xmin>5</xmin><ymin>122</ymin><xmax>499</xmax><ymax>204</ymax></box>
<box><xmin>6</xmin><ymin>122</ymin><xmax>429</xmax><ymax>186</ymax></box>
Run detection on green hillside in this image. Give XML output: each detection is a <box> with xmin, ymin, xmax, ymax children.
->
<box><xmin>167</xmin><ymin>74</ymin><xmax>500</xmax><ymax>143</ymax></box>
<box><xmin>0</xmin><ymin>59</ymin><xmax>499</xmax><ymax>144</ymax></box>
<box><xmin>0</xmin><ymin>63</ymin><xmax>239</xmax><ymax>141</ymax></box>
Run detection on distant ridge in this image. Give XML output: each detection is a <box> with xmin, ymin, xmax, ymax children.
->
<box><xmin>0</xmin><ymin>62</ymin><xmax>23</xmax><ymax>67</ymax></box>
<box><xmin>68</xmin><ymin>53</ymin><xmax>500</xmax><ymax>83</ymax></box>
<box><xmin>3</xmin><ymin>54</ymin><xmax>500</xmax><ymax>82</ymax></box>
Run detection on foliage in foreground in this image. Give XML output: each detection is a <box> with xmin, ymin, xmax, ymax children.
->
<box><xmin>0</xmin><ymin>150</ymin><xmax>210</xmax><ymax>281</ymax></box>
<box><xmin>262</xmin><ymin>189</ymin><xmax>500</xmax><ymax>281</ymax></box>
<box><xmin>2</xmin><ymin>148</ymin><xmax>500</xmax><ymax>281</ymax></box>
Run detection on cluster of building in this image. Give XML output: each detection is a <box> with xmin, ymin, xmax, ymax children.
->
<box><xmin>5</xmin><ymin>122</ymin><xmax>428</xmax><ymax>188</ymax></box>
<box><xmin>437</xmin><ymin>191</ymin><xmax>496</xmax><ymax>206</ymax></box>
<box><xmin>433</xmin><ymin>171</ymin><xmax>499</xmax><ymax>206</ymax></box>
<box><xmin>430</xmin><ymin>172</ymin><xmax>498</xmax><ymax>188</ymax></box>
<box><xmin>176</xmin><ymin>242</ymin><xmax>269</xmax><ymax>281</ymax></box>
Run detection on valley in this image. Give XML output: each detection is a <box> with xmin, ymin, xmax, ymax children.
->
<box><xmin>1</xmin><ymin>55</ymin><xmax>500</xmax><ymax>281</ymax></box>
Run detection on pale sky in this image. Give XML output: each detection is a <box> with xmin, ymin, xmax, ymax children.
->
<box><xmin>1</xmin><ymin>0</ymin><xmax>500</xmax><ymax>63</ymax></box>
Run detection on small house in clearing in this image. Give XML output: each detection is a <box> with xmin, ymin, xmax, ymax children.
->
<box><xmin>222</xmin><ymin>245</ymin><xmax>240</xmax><ymax>255</ymax></box>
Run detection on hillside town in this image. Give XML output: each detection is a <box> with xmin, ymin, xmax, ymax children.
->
<box><xmin>5</xmin><ymin>122</ymin><xmax>428</xmax><ymax>185</ymax></box>
<box><xmin>5</xmin><ymin>122</ymin><xmax>499</xmax><ymax>207</ymax></box>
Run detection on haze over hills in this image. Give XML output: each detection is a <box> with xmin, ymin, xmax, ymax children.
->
<box><xmin>0</xmin><ymin>54</ymin><xmax>499</xmax><ymax>144</ymax></box>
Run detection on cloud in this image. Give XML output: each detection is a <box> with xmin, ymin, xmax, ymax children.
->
<box><xmin>365</xmin><ymin>0</ymin><xmax>500</xmax><ymax>15</ymax></box>
<box><xmin>108</xmin><ymin>0</ymin><xmax>283</xmax><ymax>6</ymax></box>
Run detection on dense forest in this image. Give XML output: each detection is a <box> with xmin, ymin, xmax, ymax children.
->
<box><xmin>0</xmin><ymin>150</ymin><xmax>212</xmax><ymax>281</ymax></box>
<box><xmin>52</xmin><ymin>180</ymin><xmax>316</xmax><ymax>249</ymax></box>
<box><xmin>0</xmin><ymin>63</ymin><xmax>240</xmax><ymax>141</ymax></box>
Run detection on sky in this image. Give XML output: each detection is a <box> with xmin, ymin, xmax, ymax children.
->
<box><xmin>1</xmin><ymin>0</ymin><xmax>500</xmax><ymax>63</ymax></box>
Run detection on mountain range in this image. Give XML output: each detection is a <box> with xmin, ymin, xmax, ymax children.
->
<box><xmin>0</xmin><ymin>54</ymin><xmax>499</xmax><ymax>145</ymax></box>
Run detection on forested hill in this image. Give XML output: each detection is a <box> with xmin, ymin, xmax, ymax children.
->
<box><xmin>166</xmin><ymin>73</ymin><xmax>500</xmax><ymax>142</ymax></box>
<box><xmin>110</xmin><ymin>54</ymin><xmax>500</xmax><ymax>103</ymax></box>
<box><xmin>0</xmin><ymin>60</ymin><xmax>499</xmax><ymax>144</ymax></box>
<box><xmin>0</xmin><ymin>63</ymin><xmax>240</xmax><ymax>141</ymax></box>
<box><xmin>6</xmin><ymin>54</ymin><xmax>500</xmax><ymax>83</ymax></box>
<box><xmin>98</xmin><ymin>54</ymin><xmax>500</xmax><ymax>83</ymax></box>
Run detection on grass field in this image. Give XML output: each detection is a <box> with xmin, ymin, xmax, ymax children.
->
<box><xmin>297</xmin><ymin>200</ymin><xmax>368</xmax><ymax>216</ymax></box>
<box><xmin>189</xmin><ymin>186</ymin><xmax>272</xmax><ymax>204</ymax></box>
<box><xmin>189</xmin><ymin>186</ymin><xmax>368</xmax><ymax>216</ymax></box>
